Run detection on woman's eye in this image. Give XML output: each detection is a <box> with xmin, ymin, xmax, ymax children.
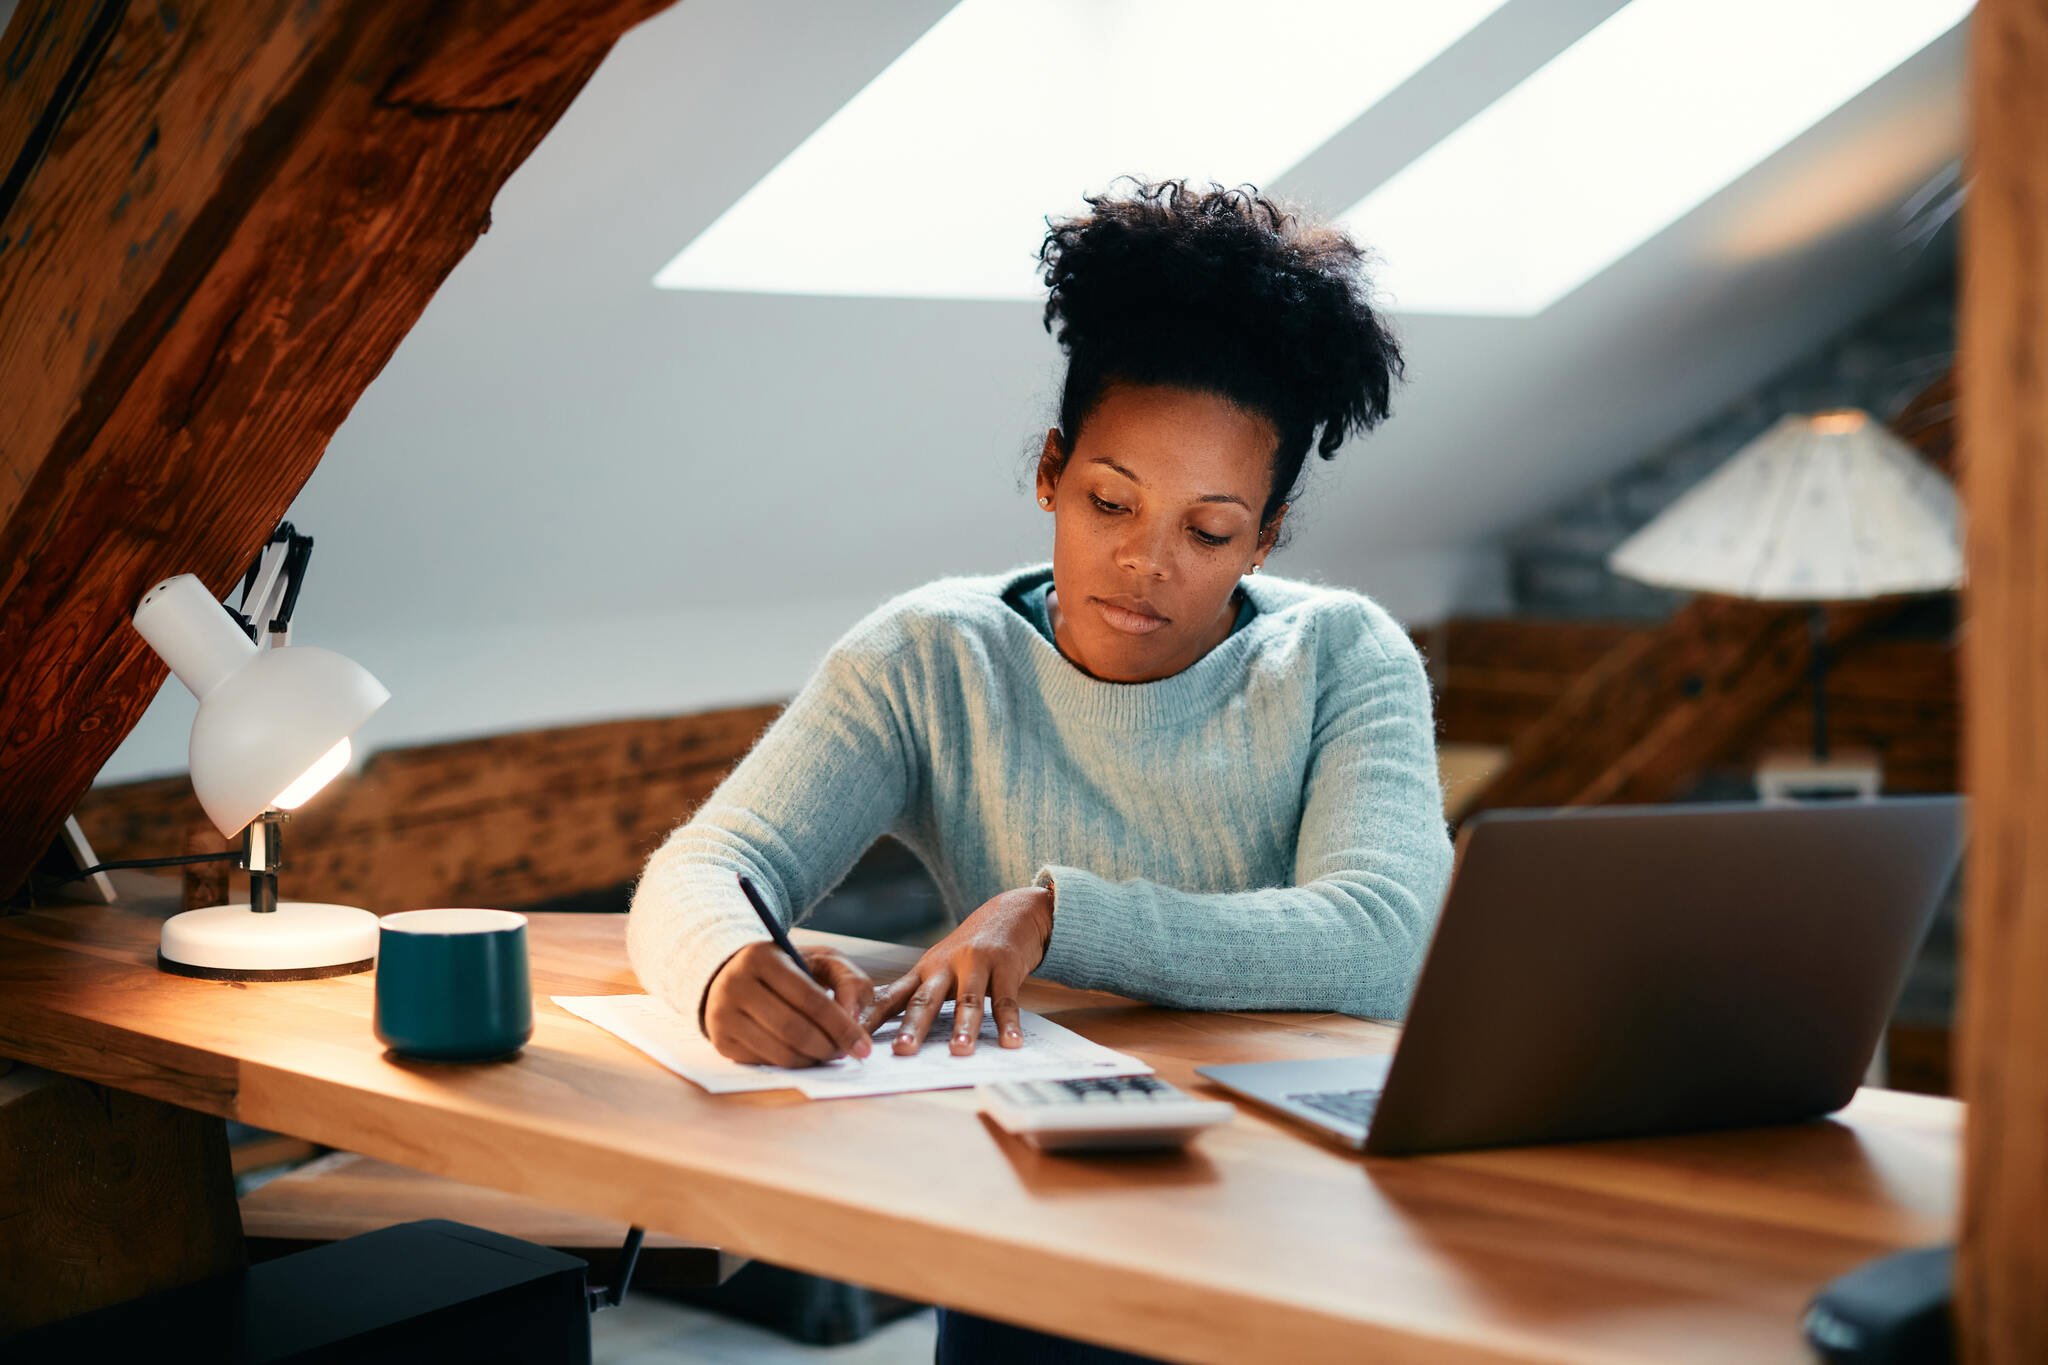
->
<box><xmin>1088</xmin><ymin>494</ymin><xmax>1127</xmax><ymax>515</ymax></box>
<box><xmin>1191</xmin><ymin>529</ymin><xmax>1231</xmax><ymax>547</ymax></box>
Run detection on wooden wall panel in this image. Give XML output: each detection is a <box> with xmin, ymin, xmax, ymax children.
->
<box><xmin>1429</xmin><ymin>622</ymin><xmax>1959</xmax><ymax>794</ymax></box>
<box><xmin>1957</xmin><ymin>0</ymin><xmax>2048</xmax><ymax>1356</ymax></box>
<box><xmin>0</xmin><ymin>0</ymin><xmax>675</xmax><ymax>900</ymax></box>
<box><xmin>73</xmin><ymin>702</ymin><xmax>783</xmax><ymax>915</ymax></box>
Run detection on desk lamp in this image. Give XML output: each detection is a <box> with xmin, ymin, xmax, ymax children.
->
<box><xmin>130</xmin><ymin>524</ymin><xmax>390</xmax><ymax>979</ymax></box>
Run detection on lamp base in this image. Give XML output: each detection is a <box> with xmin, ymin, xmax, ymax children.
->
<box><xmin>158</xmin><ymin>902</ymin><xmax>378</xmax><ymax>981</ymax></box>
<box><xmin>1756</xmin><ymin>748</ymin><xmax>1883</xmax><ymax>805</ymax></box>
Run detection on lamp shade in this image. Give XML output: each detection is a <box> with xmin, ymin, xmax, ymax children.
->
<box><xmin>133</xmin><ymin>574</ymin><xmax>389</xmax><ymax>837</ymax></box>
<box><xmin>1606</xmin><ymin>410</ymin><xmax>1961</xmax><ymax>602</ymax></box>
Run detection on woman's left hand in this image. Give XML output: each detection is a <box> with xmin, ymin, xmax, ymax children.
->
<box><xmin>864</xmin><ymin>886</ymin><xmax>1053</xmax><ymax>1055</ymax></box>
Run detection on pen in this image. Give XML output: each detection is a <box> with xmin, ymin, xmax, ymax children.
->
<box><xmin>736</xmin><ymin>872</ymin><xmax>863</xmax><ymax>1065</ymax></box>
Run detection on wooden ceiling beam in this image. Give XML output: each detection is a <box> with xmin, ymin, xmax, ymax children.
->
<box><xmin>0</xmin><ymin>0</ymin><xmax>675</xmax><ymax>898</ymax></box>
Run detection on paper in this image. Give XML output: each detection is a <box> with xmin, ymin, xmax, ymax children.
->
<box><xmin>553</xmin><ymin>993</ymin><xmax>1150</xmax><ymax>1100</ymax></box>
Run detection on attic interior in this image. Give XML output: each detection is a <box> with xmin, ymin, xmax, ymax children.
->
<box><xmin>2</xmin><ymin>2</ymin><xmax>2043</xmax><ymax>1363</ymax></box>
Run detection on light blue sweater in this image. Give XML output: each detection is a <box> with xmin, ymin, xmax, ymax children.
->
<box><xmin>626</xmin><ymin>564</ymin><xmax>1454</xmax><ymax>1025</ymax></box>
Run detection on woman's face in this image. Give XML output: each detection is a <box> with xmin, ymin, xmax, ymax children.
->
<box><xmin>1036</xmin><ymin>382</ymin><xmax>1285</xmax><ymax>683</ymax></box>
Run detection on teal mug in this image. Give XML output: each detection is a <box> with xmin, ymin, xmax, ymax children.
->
<box><xmin>374</xmin><ymin>909</ymin><xmax>533</xmax><ymax>1062</ymax></box>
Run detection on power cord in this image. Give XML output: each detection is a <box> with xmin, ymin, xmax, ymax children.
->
<box><xmin>57</xmin><ymin>851</ymin><xmax>241</xmax><ymax>884</ymax></box>
<box><xmin>7</xmin><ymin>851</ymin><xmax>243</xmax><ymax>914</ymax></box>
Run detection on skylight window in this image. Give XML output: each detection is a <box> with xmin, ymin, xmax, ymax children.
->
<box><xmin>654</xmin><ymin>0</ymin><xmax>1510</xmax><ymax>299</ymax></box>
<box><xmin>1337</xmin><ymin>0</ymin><xmax>1974</xmax><ymax>317</ymax></box>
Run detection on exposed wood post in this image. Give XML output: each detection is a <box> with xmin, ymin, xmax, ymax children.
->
<box><xmin>0</xmin><ymin>0</ymin><xmax>675</xmax><ymax>899</ymax></box>
<box><xmin>0</xmin><ymin>1065</ymin><xmax>243</xmax><ymax>1334</ymax></box>
<box><xmin>1956</xmin><ymin>0</ymin><xmax>2048</xmax><ymax>1358</ymax></box>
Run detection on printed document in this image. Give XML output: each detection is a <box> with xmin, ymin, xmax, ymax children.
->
<box><xmin>553</xmin><ymin>993</ymin><xmax>1150</xmax><ymax>1100</ymax></box>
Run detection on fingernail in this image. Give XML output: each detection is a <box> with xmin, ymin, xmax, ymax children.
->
<box><xmin>853</xmin><ymin>1037</ymin><xmax>871</xmax><ymax>1058</ymax></box>
<box><xmin>953</xmin><ymin>1033</ymin><xmax>969</xmax><ymax>1045</ymax></box>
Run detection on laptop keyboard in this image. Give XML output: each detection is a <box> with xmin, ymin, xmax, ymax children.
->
<box><xmin>1288</xmin><ymin>1088</ymin><xmax>1382</xmax><ymax>1131</ymax></box>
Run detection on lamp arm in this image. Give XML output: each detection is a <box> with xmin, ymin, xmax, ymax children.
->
<box><xmin>236</xmin><ymin>539</ymin><xmax>285</xmax><ymax>643</ymax></box>
<box><xmin>237</xmin><ymin>522</ymin><xmax>315</xmax><ymax>649</ymax></box>
<box><xmin>273</xmin><ymin>530</ymin><xmax>313</xmax><ymax>638</ymax></box>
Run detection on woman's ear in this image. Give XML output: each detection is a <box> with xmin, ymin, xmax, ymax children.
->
<box><xmin>1256</xmin><ymin>502</ymin><xmax>1290</xmax><ymax>559</ymax></box>
<box><xmin>1035</xmin><ymin>428</ymin><xmax>1067</xmax><ymax>507</ymax></box>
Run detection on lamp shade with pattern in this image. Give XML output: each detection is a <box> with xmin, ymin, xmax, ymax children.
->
<box><xmin>1606</xmin><ymin>408</ymin><xmax>1959</xmax><ymax>770</ymax></box>
<box><xmin>1606</xmin><ymin>409</ymin><xmax>1961</xmax><ymax>602</ymax></box>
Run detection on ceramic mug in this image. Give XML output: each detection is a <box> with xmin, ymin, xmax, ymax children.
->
<box><xmin>373</xmin><ymin>909</ymin><xmax>533</xmax><ymax>1062</ymax></box>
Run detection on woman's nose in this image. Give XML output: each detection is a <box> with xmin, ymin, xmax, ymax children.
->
<box><xmin>1116</xmin><ymin>522</ymin><xmax>1171</xmax><ymax>578</ymax></box>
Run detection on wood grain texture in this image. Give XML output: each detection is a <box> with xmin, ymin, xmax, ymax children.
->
<box><xmin>0</xmin><ymin>0</ymin><xmax>677</xmax><ymax>901</ymax></box>
<box><xmin>0</xmin><ymin>2</ymin><xmax>121</xmax><ymax>207</ymax></box>
<box><xmin>0</xmin><ymin>1062</ymin><xmax>243</xmax><ymax>1334</ymax></box>
<box><xmin>1432</xmin><ymin>622</ymin><xmax>1957</xmax><ymax>793</ymax></box>
<box><xmin>76</xmin><ymin>702</ymin><xmax>783</xmax><ymax>913</ymax></box>
<box><xmin>0</xmin><ymin>884</ymin><xmax>1963</xmax><ymax>1364</ymax></box>
<box><xmin>1457</xmin><ymin>597</ymin><xmax>1897</xmax><ymax>814</ymax></box>
<box><xmin>1956</xmin><ymin>0</ymin><xmax>2048</xmax><ymax>1357</ymax></box>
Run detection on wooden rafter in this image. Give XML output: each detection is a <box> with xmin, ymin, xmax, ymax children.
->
<box><xmin>1457</xmin><ymin>371</ymin><xmax>1957</xmax><ymax>820</ymax></box>
<box><xmin>0</xmin><ymin>0</ymin><xmax>676</xmax><ymax>897</ymax></box>
<box><xmin>1428</xmin><ymin>620</ymin><xmax>1958</xmax><ymax>792</ymax></box>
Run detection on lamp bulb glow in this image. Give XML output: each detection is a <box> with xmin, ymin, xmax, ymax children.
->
<box><xmin>1810</xmin><ymin>409</ymin><xmax>1869</xmax><ymax>435</ymax></box>
<box><xmin>272</xmin><ymin>738</ymin><xmax>352</xmax><ymax>810</ymax></box>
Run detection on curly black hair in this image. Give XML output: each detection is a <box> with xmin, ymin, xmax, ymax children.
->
<box><xmin>1038</xmin><ymin>177</ymin><xmax>1404</xmax><ymax>533</ymax></box>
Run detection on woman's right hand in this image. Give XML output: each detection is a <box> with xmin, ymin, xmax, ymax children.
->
<box><xmin>702</xmin><ymin>940</ymin><xmax>876</xmax><ymax>1066</ymax></box>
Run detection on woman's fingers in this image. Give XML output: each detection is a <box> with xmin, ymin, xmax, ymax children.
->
<box><xmin>864</xmin><ymin>971</ymin><xmax>922</xmax><ymax>1033</ymax></box>
<box><xmin>894</xmin><ymin>967</ymin><xmax>954</xmax><ymax>1055</ymax></box>
<box><xmin>721</xmin><ymin>1008</ymin><xmax>811</xmax><ymax>1069</ymax></box>
<box><xmin>804</xmin><ymin>951</ymin><xmax>877</xmax><ymax>1056</ymax></box>
<box><xmin>755</xmin><ymin>953</ymin><xmax>870</xmax><ymax>1060</ymax></box>
<box><xmin>990</xmin><ymin>966</ymin><xmax>1025</xmax><ymax>1048</ymax></box>
<box><xmin>739</xmin><ymin>989</ymin><xmax>849</xmax><ymax>1065</ymax></box>
<box><xmin>950</xmin><ymin>967</ymin><xmax>990</xmax><ymax>1056</ymax></box>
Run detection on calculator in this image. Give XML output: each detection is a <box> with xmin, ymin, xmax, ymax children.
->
<box><xmin>977</xmin><ymin>1076</ymin><xmax>1234</xmax><ymax>1151</ymax></box>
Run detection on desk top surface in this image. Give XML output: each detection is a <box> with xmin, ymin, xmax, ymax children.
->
<box><xmin>0</xmin><ymin>885</ymin><xmax>1958</xmax><ymax>1365</ymax></box>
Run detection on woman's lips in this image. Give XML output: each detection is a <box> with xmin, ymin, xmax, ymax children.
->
<box><xmin>1093</xmin><ymin>597</ymin><xmax>1168</xmax><ymax>636</ymax></box>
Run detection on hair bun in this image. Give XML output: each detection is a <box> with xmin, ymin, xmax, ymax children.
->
<box><xmin>1039</xmin><ymin>178</ymin><xmax>1404</xmax><ymax>527</ymax></box>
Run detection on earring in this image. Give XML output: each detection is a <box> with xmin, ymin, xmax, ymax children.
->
<box><xmin>1039</xmin><ymin>496</ymin><xmax>1052</xmax><ymax>507</ymax></box>
<box><xmin>1250</xmin><ymin>563</ymin><xmax>1262</xmax><ymax>575</ymax></box>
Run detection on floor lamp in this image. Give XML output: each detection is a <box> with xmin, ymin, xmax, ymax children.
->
<box><xmin>1606</xmin><ymin>408</ymin><xmax>1961</xmax><ymax>800</ymax></box>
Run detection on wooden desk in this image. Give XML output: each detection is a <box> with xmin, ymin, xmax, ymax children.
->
<box><xmin>0</xmin><ymin>892</ymin><xmax>1957</xmax><ymax>1364</ymax></box>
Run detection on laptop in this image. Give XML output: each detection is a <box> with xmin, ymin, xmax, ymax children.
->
<box><xmin>1197</xmin><ymin>797</ymin><xmax>1963</xmax><ymax>1156</ymax></box>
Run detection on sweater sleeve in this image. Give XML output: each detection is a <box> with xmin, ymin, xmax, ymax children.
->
<box><xmin>1032</xmin><ymin>606</ymin><xmax>1453</xmax><ymax>1020</ymax></box>
<box><xmin>626</xmin><ymin>636</ymin><xmax>916</xmax><ymax>1025</ymax></box>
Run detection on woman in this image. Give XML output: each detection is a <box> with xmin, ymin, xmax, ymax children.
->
<box><xmin>627</xmin><ymin>178</ymin><xmax>1453</xmax><ymax>1360</ymax></box>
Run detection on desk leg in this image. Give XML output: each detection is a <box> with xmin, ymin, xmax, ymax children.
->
<box><xmin>0</xmin><ymin>1061</ymin><xmax>245</xmax><ymax>1335</ymax></box>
